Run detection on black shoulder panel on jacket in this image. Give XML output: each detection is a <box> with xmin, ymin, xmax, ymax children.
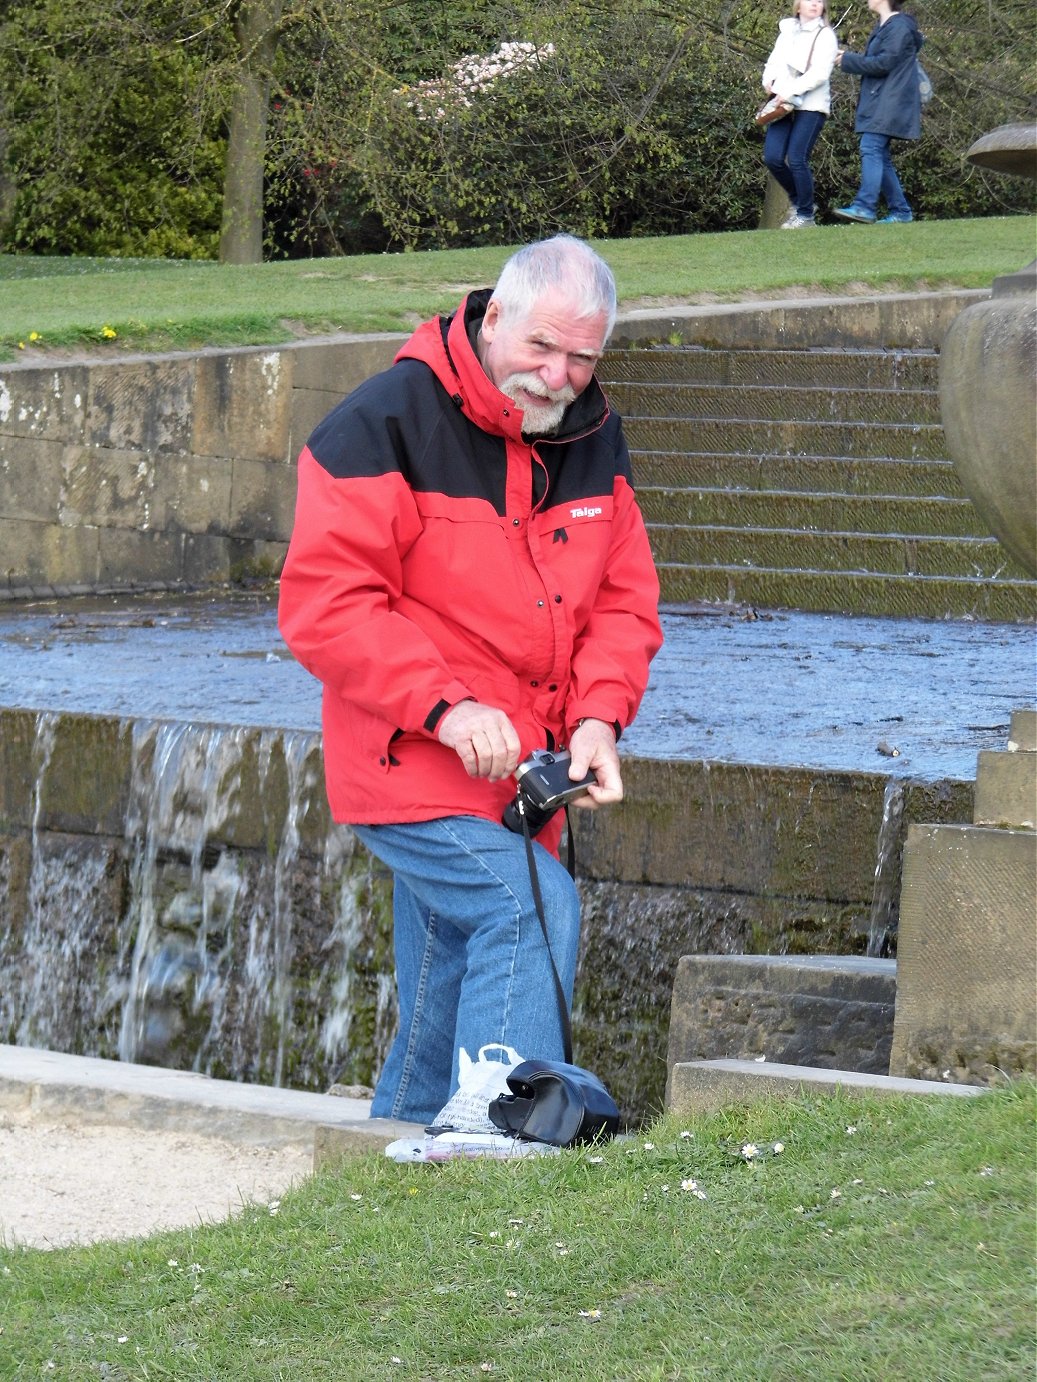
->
<box><xmin>538</xmin><ymin>413</ymin><xmax>634</xmax><ymax>507</ymax></box>
<box><xmin>306</xmin><ymin>360</ymin><xmax>633</xmax><ymax>514</ymax></box>
<box><xmin>306</xmin><ymin>361</ymin><xmax>506</xmax><ymax>508</ymax></box>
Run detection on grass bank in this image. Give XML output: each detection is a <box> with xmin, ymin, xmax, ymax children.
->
<box><xmin>1</xmin><ymin>1085</ymin><xmax>1033</xmax><ymax>1380</ymax></box>
<box><xmin>1</xmin><ymin>215</ymin><xmax>1034</xmax><ymax>360</ymax></box>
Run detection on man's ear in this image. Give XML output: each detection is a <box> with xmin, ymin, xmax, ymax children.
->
<box><xmin>481</xmin><ymin>297</ymin><xmax>502</xmax><ymax>341</ymax></box>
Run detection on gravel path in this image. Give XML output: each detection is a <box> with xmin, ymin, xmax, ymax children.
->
<box><xmin>0</xmin><ymin>1109</ymin><xmax>312</xmax><ymax>1251</ymax></box>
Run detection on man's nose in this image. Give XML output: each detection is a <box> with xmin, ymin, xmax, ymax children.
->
<box><xmin>538</xmin><ymin>356</ymin><xmax>568</xmax><ymax>392</ymax></box>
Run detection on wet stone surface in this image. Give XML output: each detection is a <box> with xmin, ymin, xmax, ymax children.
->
<box><xmin>0</xmin><ymin>590</ymin><xmax>1032</xmax><ymax>782</ymax></box>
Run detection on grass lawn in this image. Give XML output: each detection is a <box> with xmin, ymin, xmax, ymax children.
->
<box><xmin>0</xmin><ymin>215</ymin><xmax>1034</xmax><ymax>359</ymax></box>
<box><xmin>1</xmin><ymin>1086</ymin><xmax>1033</xmax><ymax>1380</ymax></box>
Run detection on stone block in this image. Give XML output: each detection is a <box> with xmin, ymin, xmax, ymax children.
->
<box><xmin>1007</xmin><ymin>709</ymin><xmax>1037</xmax><ymax>753</ymax></box>
<box><xmin>290</xmin><ymin>389</ymin><xmax>343</xmax><ymax>458</ymax></box>
<box><xmin>664</xmin><ymin>954</ymin><xmax>897</xmax><ymax>1107</ymax></box>
<box><xmin>60</xmin><ymin>446</ymin><xmax>234</xmax><ymax>536</ymax></box>
<box><xmin>0</xmin><ymin>710</ymin><xmax>38</xmax><ymax>829</ymax></box>
<box><xmin>0</xmin><ymin>365</ymin><xmax>89</xmax><ymax>441</ymax></box>
<box><xmin>667</xmin><ymin>1057</ymin><xmax>988</xmax><ymax>1117</ymax></box>
<box><xmin>180</xmin><ymin>533</ymin><xmax>232</xmax><ymax>584</ymax></box>
<box><xmin>974</xmin><ymin>749</ymin><xmax>1037</xmax><ymax>829</ymax></box>
<box><xmin>192</xmin><ymin>351</ymin><xmax>292</xmax><ymax>463</ymax></box>
<box><xmin>0</xmin><ymin>518</ymin><xmax>100</xmax><ymax>588</ymax></box>
<box><xmin>890</xmin><ymin>822</ymin><xmax>1037</xmax><ymax>1084</ymax></box>
<box><xmin>228</xmin><ymin>457</ymin><xmax>298</xmax><ymax>541</ymax></box>
<box><xmin>86</xmin><ymin>360</ymin><xmax>194</xmax><ymax>453</ymax></box>
<box><xmin>35</xmin><ymin>716</ymin><xmax>135</xmax><ymax>837</ymax></box>
<box><xmin>575</xmin><ymin>758</ymin><xmax>973</xmax><ymax>904</ymax></box>
<box><xmin>0</xmin><ymin>440</ymin><xmax>65</xmax><ymax>521</ymax></box>
<box><xmin>97</xmin><ymin>527</ymin><xmax>183</xmax><ymax>585</ymax></box>
<box><xmin>290</xmin><ymin>336</ymin><xmax>402</xmax><ymax>393</ymax></box>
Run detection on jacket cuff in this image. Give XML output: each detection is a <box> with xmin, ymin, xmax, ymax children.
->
<box><xmin>424</xmin><ymin>690</ymin><xmax>475</xmax><ymax>735</ymax></box>
<box><xmin>571</xmin><ymin>715</ymin><xmax>622</xmax><ymax>743</ymax></box>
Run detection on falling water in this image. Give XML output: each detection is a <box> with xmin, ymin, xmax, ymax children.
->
<box><xmin>117</xmin><ymin>720</ymin><xmax>247</xmax><ymax>1069</ymax></box>
<box><xmin>10</xmin><ymin>711</ymin><xmax>98</xmax><ymax>1049</ymax></box>
<box><xmin>867</xmin><ymin>778</ymin><xmax>906</xmax><ymax>957</ymax></box>
<box><xmin>3</xmin><ymin>711</ymin><xmax>391</xmax><ymax>1094</ymax></box>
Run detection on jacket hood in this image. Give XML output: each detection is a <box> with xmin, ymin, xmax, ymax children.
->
<box><xmin>886</xmin><ymin>10</ymin><xmax>924</xmax><ymax>50</ymax></box>
<box><xmin>394</xmin><ymin>289</ymin><xmax>610</xmax><ymax>444</ymax></box>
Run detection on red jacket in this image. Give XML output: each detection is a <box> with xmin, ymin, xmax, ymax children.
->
<box><xmin>278</xmin><ymin>291</ymin><xmax>662</xmax><ymax>853</ymax></box>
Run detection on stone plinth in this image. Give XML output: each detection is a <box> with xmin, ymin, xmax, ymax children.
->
<box><xmin>890</xmin><ymin>709</ymin><xmax>1037</xmax><ymax>1084</ymax></box>
<box><xmin>664</xmin><ymin>954</ymin><xmax>897</xmax><ymax>1108</ymax></box>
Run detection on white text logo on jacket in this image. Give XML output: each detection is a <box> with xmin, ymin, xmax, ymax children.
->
<box><xmin>569</xmin><ymin>506</ymin><xmax>603</xmax><ymax>519</ymax></box>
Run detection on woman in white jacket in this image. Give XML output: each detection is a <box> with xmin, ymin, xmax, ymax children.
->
<box><xmin>761</xmin><ymin>0</ymin><xmax>839</xmax><ymax>227</ymax></box>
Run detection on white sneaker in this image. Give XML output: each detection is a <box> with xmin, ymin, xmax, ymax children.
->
<box><xmin>782</xmin><ymin>214</ymin><xmax>816</xmax><ymax>229</ymax></box>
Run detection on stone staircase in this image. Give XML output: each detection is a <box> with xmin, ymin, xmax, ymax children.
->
<box><xmin>599</xmin><ymin>344</ymin><xmax>1036</xmax><ymax>622</ymax></box>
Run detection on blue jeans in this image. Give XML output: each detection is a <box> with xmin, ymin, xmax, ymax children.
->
<box><xmin>763</xmin><ymin>110</ymin><xmax>826</xmax><ymax>217</ymax></box>
<box><xmin>854</xmin><ymin>132</ymin><xmax>911</xmax><ymax>217</ymax></box>
<box><xmin>353</xmin><ymin>816</ymin><xmax>582</xmax><ymax>1124</ymax></box>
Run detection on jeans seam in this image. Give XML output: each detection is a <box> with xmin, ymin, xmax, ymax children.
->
<box><xmin>437</xmin><ymin>817</ymin><xmax>529</xmax><ymax>1043</ymax></box>
<box><xmin>390</xmin><ymin>905</ymin><xmax>439</xmax><ymax>1119</ymax></box>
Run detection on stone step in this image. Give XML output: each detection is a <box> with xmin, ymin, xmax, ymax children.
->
<box><xmin>601</xmin><ymin>341</ymin><xmax>1037</xmax><ymax>621</ymax></box>
<box><xmin>601</xmin><ymin>346</ymin><xmax>940</xmax><ymax>391</ymax></box>
<box><xmin>648</xmin><ymin>524</ymin><xmax>1029</xmax><ymax>580</ymax></box>
<box><xmin>639</xmin><ymin>486</ymin><xmax>983</xmax><ymax>538</ymax></box>
<box><xmin>656</xmin><ymin>563</ymin><xmax>1037</xmax><ymax>621</ymax></box>
<box><xmin>624</xmin><ymin>416</ymin><xmax>945</xmax><ymax>461</ymax></box>
<box><xmin>667</xmin><ymin>1057</ymin><xmax>988</xmax><ymax>1116</ymax></box>
<box><xmin>632</xmin><ymin>451</ymin><xmax>966</xmax><ymax>500</ymax></box>
<box><xmin>0</xmin><ymin>1044</ymin><xmax>421</xmax><ymax>1152</ymax></box>
<box><xmin>609</xmin><ymin>381</ymin><xmax>941</xmax><ymax>425</ymax></box>
<box><xmin>664</xmin><ymin>954</ymin><xmax>898</xmax><ymax>1086</ymax></box>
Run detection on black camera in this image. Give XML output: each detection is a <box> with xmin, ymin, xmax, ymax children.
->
<box><xmin>501</xmin><ymin>749</ymin><xmax>597</xmax><ymax>837</ymax></box>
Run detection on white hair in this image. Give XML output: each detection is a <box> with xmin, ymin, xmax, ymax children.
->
<box><xmin>491</xmin><ymin>234</ymin><xmax>617</xmax><ymax>339</ymax></box>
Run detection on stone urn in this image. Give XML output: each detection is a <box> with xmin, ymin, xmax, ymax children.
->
<box><xmin>939</xmin><ymin>123</ymin><xmax>1037</xmax><ymax>578</ymax></box>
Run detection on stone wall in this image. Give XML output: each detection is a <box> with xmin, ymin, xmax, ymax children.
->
<box><xmin>0</xmin><ymin>336</ymin><xmax>401</xmax><ymax>597</ymax></box>
<box><xmin>0</xmin><ymin>707</ymin><xmax>975</xmax><ymax>1119</ymax></box>
<box><xmin>0</xmin><ymin>290</ymin><xmax>984</xmax><ymax>598</ymax></box>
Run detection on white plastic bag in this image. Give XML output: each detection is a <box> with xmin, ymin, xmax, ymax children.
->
<box><xmin>384</xmin><ymin>1130</ymin><xmax>559</xmax><ymax>1163</ymax></box>
<box><xmin>430</xmin><ymin>1042</ymin><xmax>523</xmax><ymax>1134</ymax></box>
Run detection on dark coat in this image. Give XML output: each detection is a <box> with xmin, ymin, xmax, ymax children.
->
<box><xmin>840</xmin><ymin>11</ymin><xmax>924</xmax><ymax>140</ymax></box>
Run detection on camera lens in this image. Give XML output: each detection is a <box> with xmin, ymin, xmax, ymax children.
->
<box><xmin>501</xmin><ymin>793</ymin><xmax>555</xmax><ymax>837</ymax></box>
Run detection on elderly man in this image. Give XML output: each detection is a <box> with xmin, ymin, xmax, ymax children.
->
<box><xmin>278</xmin><ymin>233</ymin><xmax>662</xmax><ymax>1125</ymax></box>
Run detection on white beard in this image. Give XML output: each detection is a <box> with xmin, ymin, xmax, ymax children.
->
<box><xmin>500</xmin><ymin>372</ymin><xmax>576</xmax><ymax>436</ymax></box>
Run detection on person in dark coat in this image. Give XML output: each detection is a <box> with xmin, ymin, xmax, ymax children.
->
<box><xmin>833</xmin><ymin>0</ymin><xmax>924</xmax><ymax>223</ymax></box>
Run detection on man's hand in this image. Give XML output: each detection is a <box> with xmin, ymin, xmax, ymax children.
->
<box><xmin>437</xmin><ymin>700</ymin><xmax>522</xmax><ymax>781</ymax></box>
<box><xmin>567</xmin><ymin>718</ymin><xmax>622</xmax><ymax>808</ymax></box>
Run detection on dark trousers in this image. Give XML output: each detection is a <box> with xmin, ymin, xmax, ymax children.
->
<box><xmin>763</xmin><ymin>109</ymin><xmax>827</xmax><ymax>217</ymax></box>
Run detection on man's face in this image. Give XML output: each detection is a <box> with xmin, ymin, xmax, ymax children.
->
<box><xmin>479</xmin><ymin>286</ymin><xmax>608</xmax><ymax>434</ymax></box>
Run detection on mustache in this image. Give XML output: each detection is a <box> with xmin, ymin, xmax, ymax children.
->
<box><xmin>504</xmin><ymin>372</ymin><xmax>576</xmax><ymax>407</ymax></box>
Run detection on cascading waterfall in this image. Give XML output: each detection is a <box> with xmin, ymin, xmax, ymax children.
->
<box><xmin>867</xmin><ymin>777</ymin><xmax>907</xmax><ymax>957</ymax></box>
<box><xmin>117</xmin><ymin>720</ymin><xmax>247</xmax><ymax>1070</ymax></box>
<box><xmin>12</xmin><ymin>712</ymin><xmax>87</xmax><ymax>1049</ymax></box>
<box><xmin>3</xmin><ymin>710</ymin><xmax>391</xmax><ymax>1093</ymax></box>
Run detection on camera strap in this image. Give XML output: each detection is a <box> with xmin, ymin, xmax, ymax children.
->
<box><xmin>516</xmin><ymin>798</ymin><xmax>575</xmax><ymax>1064</ymax></box>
